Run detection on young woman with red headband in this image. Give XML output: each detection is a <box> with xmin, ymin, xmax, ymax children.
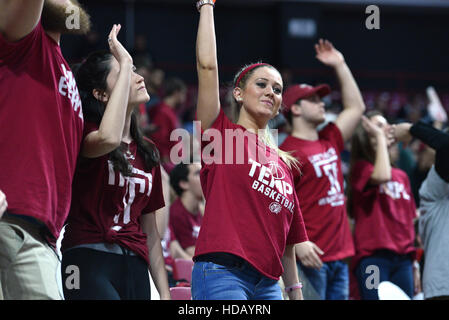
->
<box><xmin>191</xmin><ymin>0</ymin><xmax>308</xmax><ymax>300</ymax></box>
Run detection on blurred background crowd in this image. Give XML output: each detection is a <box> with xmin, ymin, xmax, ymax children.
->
<box><xmin>62</xmin><ymin>0</ymin><xmax>449</xmax><ymax>299</ymax></box>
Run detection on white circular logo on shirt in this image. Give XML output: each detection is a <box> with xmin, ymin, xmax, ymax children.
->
<box><xmin>267</xmin><ymin>161</ymin><xmax>285</xmax><ymax>180</ymax></box>
<box><xmin>269</xmin><ymin>202</ymin><xmax>282</xmax><ymax>214</ymax></box>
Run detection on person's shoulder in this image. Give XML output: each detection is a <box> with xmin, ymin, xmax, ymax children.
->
<box><xmin>319</xmin><ymin>122</ymin><xmax>341</xmax><ymax>139</ymax></box>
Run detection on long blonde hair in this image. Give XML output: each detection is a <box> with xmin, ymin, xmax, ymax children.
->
<box><xmin>232</xmin><ymin>62</ymin><xmax>299</xmax><ymax>170</ymax></box>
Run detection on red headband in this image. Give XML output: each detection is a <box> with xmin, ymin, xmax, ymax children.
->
<box><xmin>234</xmin><ymin>63</ymin><xmax>272</xmax><ymax>88</ymax></box>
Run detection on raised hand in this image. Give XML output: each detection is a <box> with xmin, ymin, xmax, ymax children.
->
<box><xmin>107</xmin><ymin>24</ymin><xmax>133</xmax><ymax>66</ymax></box>
<box><xmin>315</xmin><ymin>39</ymin><xmax>345</xmax><ymax>68</ymax></box>
<box><xmin>362</xmin><ymin>116</ymin><xmax>395</xmax><ymax>147</ymax></box>
<box><xmin>361</xmin><ymin>115</ymin><xmax>384</xmax><ymax>138</ymax></box>
<box><xmin>392</xmin><ymin>123</ymin><xmax>413</xmax><ymax>146</ymax></box>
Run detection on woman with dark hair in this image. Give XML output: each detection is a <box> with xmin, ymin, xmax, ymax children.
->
<box><xmin>191</xmin><ymin>1</ymin><xmax>308</xmax><ymax>300</ymax></box>
<box><xmin>60</xmin><ymin>25</ymin><xmax>170</xmax><ymax>300</ymax></box>
<box><xmin>348</xmin><ymin>111</ymin><xmax>419</xmax><ymax>300</ymax></box>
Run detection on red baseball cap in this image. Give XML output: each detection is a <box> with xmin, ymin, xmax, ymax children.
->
<box><xmin>282</xmin><ymin>83</ymin><xmax>331</xmax><ymax>115</ymax></box>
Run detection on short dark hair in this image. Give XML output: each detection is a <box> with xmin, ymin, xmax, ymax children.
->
<box><xmin>169</xmin><ymin>163</ymin><xmax>190</xmax><ymax>196</ymax></box>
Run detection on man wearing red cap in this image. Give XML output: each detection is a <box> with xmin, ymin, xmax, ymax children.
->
<box><xmin>280</xmin><ymin>39</ymin><xmax>365</xmax><ymax>300</ymax></box>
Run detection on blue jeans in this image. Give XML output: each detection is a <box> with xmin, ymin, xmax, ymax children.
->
<box><xmin>355</xmin><ymin>250</ymin><xmax>413</xmax><ymax>300</ymax></box>
<box><xmin>297</xmin><ymin>260</ymin><xmax>349</xmax><ymax>300</ymax></box>
<box><xmin>191</xmin><ymin>261</ymin><xmax>282</xmax><ymax>300</ymax></box>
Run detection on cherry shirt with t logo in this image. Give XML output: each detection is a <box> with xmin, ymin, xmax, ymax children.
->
<box><xmin>194</xmin><ymin>109</ymin><xmax>308</xmax><ymax>280</ymax></box>
<box><xmin>350</xmin><ymin>160</ymin><xmax>416</xmax><ymax>268</ymax></box>
<box><xmin>61</xmin><ymin>122</ymin><xmax>165</xmax><ymax>265</ymax></box>
<box><xmin>280</xmin><ymin>124</ymin><xmax>355</xmax><ymax>262</ymax></box>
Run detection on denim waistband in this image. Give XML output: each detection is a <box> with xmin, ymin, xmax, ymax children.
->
<box><xmin>195</xmin><ymin>252</ymin><xmax>249</xmax><ymax>269</ymax></box>
<box><xmin>373</xmin><ymin>249</ymin><xmax>413</xmax><ymax>260</ymax></box>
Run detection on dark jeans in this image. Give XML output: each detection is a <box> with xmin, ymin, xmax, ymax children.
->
<box><xmin>61</xmin><ymin>247</ymin><xmax>150</xmax><ymax>300</ymax></box>
<box><xmin>297</xmin><ymin>260</ymin><xmax>349</xmax><ymax>300</ymax></box>
<box><xmin>355</xmin><ymin>250</ymin><xmax>413</xmax><ymax>300</ymax></box>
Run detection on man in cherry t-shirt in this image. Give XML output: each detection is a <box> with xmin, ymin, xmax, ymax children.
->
<box><xmin>169</xmin><ymin>162</ymin><xmax>203</xmax><ymax>258</ymax></box>
<box><xmin>0</xmin><ymin>0</ymin><xmax>90</xmax><ymax>299</ymax></box>
<box><xmin>280</xmin><ymin>39</ymin><xmax>365</xmax><ymax>300</ymax></box>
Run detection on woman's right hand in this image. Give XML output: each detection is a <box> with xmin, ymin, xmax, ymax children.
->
<box><xmin>361</xmin><ymin>115</ymin><xmax>384</xmax><ymax>139</ymax></box>
<box><xmin>107</xmin><ymin>24</ymin><xmax>133</xmax><ymax>66</ymax></box>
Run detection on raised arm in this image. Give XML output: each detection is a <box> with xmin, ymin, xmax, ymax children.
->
<box><xmin>362</xmin><ymin>116</ymin><xmax>391</xmax><ymax>185</ymax></box>
<box><xmin>81</xmin><ymin>24</ymin><xmax>134</xmax><ymax>158</ymax></box>
<box><xmin>394</xmin><ymin>121</ymin><xmax>449</xmax><ymax>182</ymax></box>
<box><xmin>0</xmin><ymin>0</ymin><xmax>44</xmax><ymax>41</ymax></box>
<box><xmin>196</xmin><ymin>2</ymin><xmax>220</xmax><ymax>130</ymax></box>
<box><xmin>315</xmin><ymin>39</ymin><xmax>365</xmax><ymax>141</ymax></box>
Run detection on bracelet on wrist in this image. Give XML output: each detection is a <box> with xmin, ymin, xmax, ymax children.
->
<box><xmin>285</xmin><ymin>282</ymin><xmax>303</xmax><ymax>293</ymax></box>
<box><xmin>196</xmin><ymin>0</ymin><xmax>215</xmax><ymax>12</ymax></box>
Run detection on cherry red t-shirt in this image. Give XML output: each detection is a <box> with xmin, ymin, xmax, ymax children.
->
<box><xmin>280</xmin><ymin>123</ymin><xmax>355</xmax><ymax>262</ymax></box>
<box><xmin>193</xmin><ymin>109</ymin><xmax>308</xmax><ymax>280</ymax></box>
<box><xmin>0</xmin><ymin>22</ymin><xmax>83</xmax><ymax>239</ymax></box>
<box><xmin>61</xmin><ymin>122</ymin><xmax>165</xmax><ymax>265</ymax></box>
<box><xmin>350</xmin><ymin>160</ymin><xmax>416</xmax><ymax>269</ymax></box>
<box><xmin>169</xmin><ymin>198</ymin><xmax>202</xmax><ymax>250</ymax></box>
<box><xmin>149</xmin><ymin>102</ymin><xmax>180</xmax><ymax>160</ymax></box>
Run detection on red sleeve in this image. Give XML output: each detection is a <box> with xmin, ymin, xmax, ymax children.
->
<box><xmin>319</xmin><ymin>123</ymin><xmax>344</xmax><ymax>153</ymax></box>
<box><xmin>142</xmin><ymin>164</ymin><xmax>165</xmax><ymax>214</ymax></box>
<box><xmin>0</xmin><ymin>20</ymin><xmax>43</xmax><ymax>65</ymax></box>
<box><xmin>286</xmin><ymin>172</ymin><xmax>309</xmax><ymax>245</ymax></box>
<box><xmin>351</xmin><ymin>160</ymin><xmax>376</xmax><ymax>195</ymax></box>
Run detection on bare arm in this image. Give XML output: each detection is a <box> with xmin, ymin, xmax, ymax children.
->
<box><xmin>169</xmin><ymin>240</ymin><xmax>193</xmax><ymax>260</ymax></box>
<box><xmin>141</xmin><ymin>213</ymin><xmax>171</xmax><ymax>300</ymax></box>
<box><xmin>81</xmin><ymin>25</ymin><xmax>134</xmax><ymax>158</ymax></box>
<box><xmin>185</xmin><ymin>246</ymin><xmax>196</xmax><ymax>257</ymax></box>
<box><xmin>281</xmin><ymin>244</ymin><xmax>304</xmax><ymax>300</ymax></box>
<box><xmin>0</xmin><ymin>0</ymin><xmax>44</xmax><ymax>41</ymax></box>
<box><xmin>362</xmin><ymin>116</ymin><xmax>391</xmax><ymax>184</ymax></box>
<box><xmin>315</xmin><ymin>39</ymin><xmax>365</xmax><ymax>141</ymax></box>
<box><xmin>155</xmin><ymin>167</ymin><xmax>171</xmax><ymax>238</ymax></box>
<box><xmin>196</xmin><ymin>4</ymin><xmax>220</xmax><ymax>130</ymax></box>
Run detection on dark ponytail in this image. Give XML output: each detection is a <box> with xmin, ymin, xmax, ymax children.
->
<box><xmin>74</xmin><ymin>50</ymin><xmax>160</xmax><ymax>176</ymax></box>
